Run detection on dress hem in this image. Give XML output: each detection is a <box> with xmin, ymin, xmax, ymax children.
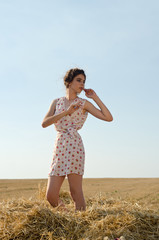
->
<box><xmin>48</xmin><ymin>172</ymin><xmax>84</xmax><ymax>177</ymax></box>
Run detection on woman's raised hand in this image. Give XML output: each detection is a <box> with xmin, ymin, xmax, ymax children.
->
<box><xmin>84</xmin><ymin>88</ymin><xmax>97</xmax><ymax>99</ymax></box>
<box><xmin>66</xmin><ymin>101</ymin><xmax>83</xmax><ymax>115</ymax></box>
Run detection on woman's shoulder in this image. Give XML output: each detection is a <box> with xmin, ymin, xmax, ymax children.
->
<box><xmin>53</xmin><ymin>96</ymin><xmax>65</xmax><ymax>102</ymax></box>
<box><xmin>51</xmin><ymin>97</ymin><xmax>65</xmax><ymax>111</ymax></box>
<box><xmin>50</xmin><ymin>97</ymin><xmax>63</xmax><ymax>107</ymax></box>
<box><xmin>78</xmin><ymin>97</ymin><xmax>87</xmax><ymax>102</ymax></box>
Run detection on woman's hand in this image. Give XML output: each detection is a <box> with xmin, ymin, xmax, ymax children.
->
<box><xmin>66</xmin><ymin>101</ymin><xmax>83</xmax><ymax>115</ymax></box>
<box><xmin>84</xmin><ymin>88</ymin><xmax>97</xmax><ymax>99</ymax></box>
<box><xmin>83</xmin><ymin>89</ymin><xmax>113</xmax><ymax>122</ymax></box>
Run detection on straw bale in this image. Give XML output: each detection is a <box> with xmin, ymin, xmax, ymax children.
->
<box><xmin>0</xmin><ymin>186</ymin><xmax>159</xmax><ymax>240</ymax></box>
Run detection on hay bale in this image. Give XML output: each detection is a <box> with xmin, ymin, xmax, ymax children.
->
<box><xmin>0</xmin><ymin>186</ymin><xmax>158</xmax><ymax>240</ymax></box>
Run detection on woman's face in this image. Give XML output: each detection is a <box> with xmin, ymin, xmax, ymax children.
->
<box><xmin>69</xmin><ymin>74</ymin><xmax>86</xmax><ymax>93</ymax></box>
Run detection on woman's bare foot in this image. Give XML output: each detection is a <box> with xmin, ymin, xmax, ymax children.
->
<box><xmin>57</xmin><ymin>199</ymin><xmax>70</xmax><ymax>212</ymax></box>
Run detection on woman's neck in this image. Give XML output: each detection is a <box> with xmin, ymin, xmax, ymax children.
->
<box><xmin>66</xmin><ymin>89</ymin><xmax>77</xmax><ymax>101</ymax></box>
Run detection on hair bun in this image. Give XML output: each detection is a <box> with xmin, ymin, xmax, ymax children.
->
<box><xmin>63</xmin><ymin>68</ymin><xmax>86</xmax><ymax>88</ymax></box>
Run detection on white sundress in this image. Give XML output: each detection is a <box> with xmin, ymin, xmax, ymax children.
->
<box><xmin>48</xmin><ymin>96</ymin><xmax>88</xmax><ymax>177</ymax></box>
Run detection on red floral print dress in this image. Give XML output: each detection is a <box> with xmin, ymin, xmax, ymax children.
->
<box><xmin>48</xmin><ymin>97</ymin><xmax>88</xmax><ymax>176</ymax></box>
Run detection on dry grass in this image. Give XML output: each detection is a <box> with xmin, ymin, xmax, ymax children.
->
<box><xmin>1</xmin><ymin>178</ymin><xmax>159</xmax><ymax>203</ymax></box>
<box><xmin>0</xmin><ymin>184</ymin><xmax>158</xmax><ymax>240</ymax></box>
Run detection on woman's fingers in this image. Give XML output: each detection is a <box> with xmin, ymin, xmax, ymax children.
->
<box><xmin>67</xmin><ymin>101</ymin><xmax>83</xmax><ymax>114</ymax></box>
<box><xmin>84</xmin><ymin>89</ymin><xmax>92</xmax><ymax>96</ymax></box>
<box><xmin>84</xmin><ymin>88</ymin><xmax>96</xmax><ymax>98</ymax></box>
<box><xmin>84</xmin><ymin>88</ymin><xmax>93</xmax><ymax>94</ymax></box>
<box><xmin>72</xmin><ymin>102</ymin><xmax>82</xmax><ymax>109</ymax></box>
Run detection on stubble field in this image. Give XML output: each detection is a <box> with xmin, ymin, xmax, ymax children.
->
<box><xmin>0</xmin><ymin>178</ymin><xmax>159</xmax><ymax>240</ymax></box>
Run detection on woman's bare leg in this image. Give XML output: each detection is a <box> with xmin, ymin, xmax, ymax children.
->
<box><xmin>46</xmin><ymin>175</ymin><xmax>65</xmax><ymax>208</ymax></box>
<box><xmin>67</xmin><ymin>174</ymin><xmax>86</xmax><ymax>211</ymax></box>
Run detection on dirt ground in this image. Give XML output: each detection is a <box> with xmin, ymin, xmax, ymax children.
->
<box><xmin>0</xmin><ymin>178</ymin><xmax>159</xmax><ymax>208</ymax></box>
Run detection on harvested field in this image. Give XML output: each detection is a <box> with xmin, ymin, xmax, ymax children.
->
<box><xmin>0</xmin><ymin>178</ymin><xmax>159</xmax><ymax>239</ymax></box>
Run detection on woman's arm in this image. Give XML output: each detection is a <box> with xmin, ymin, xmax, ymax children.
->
<box><xmin>41</xmin><ymin>99</ymin><xmax>83</xmax><ymax>128</ymax></box>
<box><xmin>83</xmin><ymin>89</ymin><xmax>113</xmax><ymax>122</ymax></box>
<box><xmin>41</xmin><ymin>99</ymin><xmax>59</xmax><ymax>128</ymax></box>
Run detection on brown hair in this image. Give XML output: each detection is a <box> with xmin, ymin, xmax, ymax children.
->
<box><xmin>64</xmin><ymin>68</ymin><xmax>86</xmax><ymax>88</ymax></box>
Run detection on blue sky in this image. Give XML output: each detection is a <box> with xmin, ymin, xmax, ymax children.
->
<box><xmin>0</xmin><ymin>0</ymin><xmax>159</xmax><ymax>179</ymax></box>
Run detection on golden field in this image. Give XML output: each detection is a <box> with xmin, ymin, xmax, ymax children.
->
<box><xmin>0</xmin><ymin>178</ymin><xmax>159</xmax><ymax>240</ymax></box>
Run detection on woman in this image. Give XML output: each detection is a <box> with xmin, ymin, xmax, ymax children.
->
<box><xmin>41</xmin><ymin>68</ymin><xmax>113</xmax><ymax>211</ymax></box>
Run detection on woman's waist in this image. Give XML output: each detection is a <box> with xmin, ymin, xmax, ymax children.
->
<box><xmin>56</xmin><ymin>127</ymin><xmax>80</xmax><ymax>139</ymax></box>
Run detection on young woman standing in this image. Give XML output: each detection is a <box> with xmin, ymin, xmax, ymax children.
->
<box><xmin>42</xmin><ymin>68</ymin><xmax>113</xmax><ymax>211</ymax></box>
